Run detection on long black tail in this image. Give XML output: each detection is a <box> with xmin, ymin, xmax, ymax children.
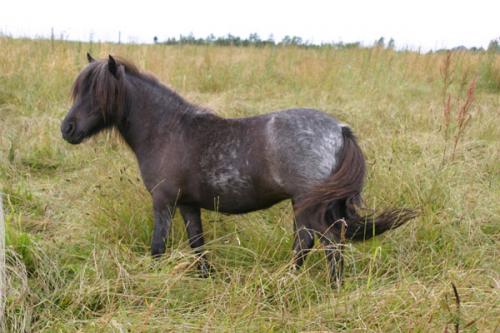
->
<box><xmin>297</xmin><ymin>126</ymin><xmax>416</xmax><ymax>241</ymax></box>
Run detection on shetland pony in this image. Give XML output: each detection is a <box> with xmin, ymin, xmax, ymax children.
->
<box><xmin>61</xmin><ymin>54</ymin><xmax>415</xmax><ymax>285</ymax></box>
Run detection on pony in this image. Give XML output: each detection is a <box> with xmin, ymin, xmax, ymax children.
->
<box><xmin>61</xmin><ymin>53</ymin><xmax>416</xmax><ymax>285</ymax></box>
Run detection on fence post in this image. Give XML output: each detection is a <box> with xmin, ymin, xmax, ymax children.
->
<box><xmin>0</xmin><ymin>193</ymin><xmax>5</xmax><ymax>328</ymax></box>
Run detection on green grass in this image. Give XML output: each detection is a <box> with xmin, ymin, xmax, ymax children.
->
<box><xmin>0</xmin><ymin>37</ymin><xmax>499</xmax><ymax>332</ymax></box>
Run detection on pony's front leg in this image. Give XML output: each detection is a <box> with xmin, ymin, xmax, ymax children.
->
<box><xmin>180</xmin><ymin>205</ymin><xmax>214</xmax><ymax>277</ymax></box>
<box><xmin>151</xmin><ymin>202</ymin><xmax>174</xmax><ymax>258</ymax></box>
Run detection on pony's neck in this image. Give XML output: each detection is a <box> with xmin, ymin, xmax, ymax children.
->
<box><xmin>115</xmin><ymin>74</ymin><xmax>207</xmax><ymax>153</ymax></box>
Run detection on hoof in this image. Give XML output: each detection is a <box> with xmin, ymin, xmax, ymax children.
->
<box><xmin>330</xmin><ymin>277</ymin><xmax>343</xmax><ymax>289</ymax></box>
<box><xmin>198</xmin><ymin>261</ymin><xmax>215</xmax><ymax>278</ymax></box>
<box><xmin>151</xmin><ymin>244</ymin><xmax>166</xmax><ymax>258</ymax></box>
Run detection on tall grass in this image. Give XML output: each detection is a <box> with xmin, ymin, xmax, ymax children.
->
<box><xmin>0</xmin><ymin>37</ymin><xmax>499</xmax><ymax>332</ymax></box>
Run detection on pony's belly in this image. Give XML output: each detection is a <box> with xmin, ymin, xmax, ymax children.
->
<box><xmin>197</xmin><ymin>191</ymin><xmax>288</xmax><ymax>214</ymax></box>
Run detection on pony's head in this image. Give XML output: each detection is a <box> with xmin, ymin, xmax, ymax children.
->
<box><xmin>61</xmin><ymin>53</ymin><xmax>126</xmax><ymax>144</ymax></box>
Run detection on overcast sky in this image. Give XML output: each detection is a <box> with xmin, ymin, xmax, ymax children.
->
<box><xmin>1</xmin><ymin>0</ymin><xmax>498</xmax><ymax>51</ymax></box>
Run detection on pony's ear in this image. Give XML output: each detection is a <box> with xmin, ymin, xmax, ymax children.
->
<box><xmin>86</xmin><ymin>52</ymin><xmax>95</xmax><ymax>63</ymax></box>
<box><xmin>108</xmin><ymin>55</ymin><xmax>119</xmax><ymax>78</ymax></box>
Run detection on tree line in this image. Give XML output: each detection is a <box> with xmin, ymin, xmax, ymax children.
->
<box><xmin>153</xmin><ymin>33</ymin><xmax>361</xmax><ymax>49</ymax></box>
<box><xmin>153</xmin><ymin>33</ymin><xmax>500</xmax><ymax>52</ymax></box>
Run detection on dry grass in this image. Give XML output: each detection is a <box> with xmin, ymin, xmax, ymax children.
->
<box><xmin>0</xmin><ymin>37</ymin><xmax>499</xmax><ymax>332</ymax></box>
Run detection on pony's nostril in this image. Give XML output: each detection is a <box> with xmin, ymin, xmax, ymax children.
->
<box><xmin>63</xmin><ymin>122</ymin><xmax>75</xmax><ymax>136</ymax></box>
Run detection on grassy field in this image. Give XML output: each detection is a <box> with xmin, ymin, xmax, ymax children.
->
<box><xmin>0</xmin><ymin>36</ymin><xmax>499</xmax><ymax>332</ymax></box>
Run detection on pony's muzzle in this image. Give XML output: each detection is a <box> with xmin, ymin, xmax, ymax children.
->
<box><xmin>61</xmin><ymin>121</ymin><xmax>75</xmax><ymax>136</ymax></box>
<box><xmin>61</xmin><ymin>120</ymin><xmax>81</xmax><ymax>144</ymax></box>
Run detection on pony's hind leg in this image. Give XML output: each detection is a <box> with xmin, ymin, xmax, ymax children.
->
<box><xmin>293</xmin><ymin>222</ymin><xmax>315</xmax><ymax>270</ymax></box>
<box><xmin>298</xmin><ymin>200</ymin><xmax>346</xmax><ymax>287</ymax></box>
<box><xmin>319</xmin><ymin>210</ymin><xmax>347</xmax><ymax>288</ymax></box>
<box><xmin>292</xmin><ymin>205</ymin><xmax>315</xmax><ymax>270</ymax></box>
<box><xmin>293</xmin><ymin>207</ymin><xmax>344</xmax><ymax>287</ymax></box>
<box><xmin>320</xmin><ymin>233</ymin><xmax>344</xmax><ymax>288</ymax></box>
<box><xmin>318</xmin><ymin>202</ymin><xmax>347</xmax><ymax>287</ymax></box>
